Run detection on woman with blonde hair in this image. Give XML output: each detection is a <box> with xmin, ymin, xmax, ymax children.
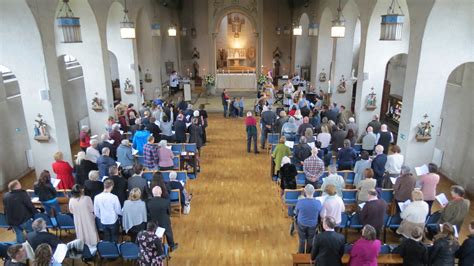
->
<box><xmin>397</xmin><ymin>189</ymin><xmax>429</xmax><ymax>239</ymax></box>
<box><xmin>122</xmin><ymin>188</ymin><xmax>148</xmax><ymax>241</ymax></box>
<box><xmin>356</xmin><ymin>168</ymin><xmax>377</xmax><ymax>202</ymax></box>
<box><xmin>320</xmin><ymin>184</ymin><xmax>345</xmax><ymax>225</ymax></box>
<box><xmin>430</xmin><ymin>223</ymin><xmax>459</xmax><ymax>265</ymax></box>
<box><xmin>33</xmin><ymin>243</ymin><xmax>53</xmax><ymax>266</ymax></box>
<box><xmin>51</xmin><ymin>151</ymin><xmax>74</xmax><ymax>189</ymax></box>
<box><xmin>304</xmin><ymin>128</ymin><xmax>315</xmax><ymax>143</ymax></box>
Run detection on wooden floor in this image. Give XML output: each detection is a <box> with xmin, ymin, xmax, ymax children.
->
<box><xmin>0</xmin><ymin>113</ymin><xmax>473</xmax><ymax>265</ymax></box>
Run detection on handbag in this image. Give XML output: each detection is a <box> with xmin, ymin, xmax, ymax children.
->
<box><xmin>183</xmin><ymin>203</ymin><xmax>191</xmax><ymax>215</ymax></box>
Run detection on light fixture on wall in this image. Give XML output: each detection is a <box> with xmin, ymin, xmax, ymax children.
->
<box><xmin>56</xmin><ymin>0</ymin><xmax>82</xmax><ymax>43</ymax></box>
<box><xmin>380</xmin><ymin>0</ymin><xmax>404</xmax><ymax>41</ymax></box>
<box><xmin>293</xmin><ymin>24</ymin><xmax>302</xmax><ymax>36</ymax></box>
<box><xmin>331</xmin><ymin>0</ymin><xmax>345</xmax><ymax>38</ymax></box>
<box><xmin>308</xmin><ymin>22</ymin><xmax>319</xmax><ymax>36</ymax></box>
<box><xmin>120</xmin><ymin>0</ymin><xmax>135</xmax><ymax>39</ymax></box>
<box><xmin>151</xmin><ymin>23</ymin><xmax>161</xmax><ymax>37</ymax></box>
<box><xmin>168</xmin><ymin>25</ymin><xmax>177</xmax><ymax>36</ymax></box>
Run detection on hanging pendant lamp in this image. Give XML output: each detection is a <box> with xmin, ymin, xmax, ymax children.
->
<box><xmin>56</xmin><ymin>0</ymin><xmax>82</xmax><ymax>43</ymax></box>
<box><xmin>120</xmin><ymin>0</ymin><xmax>135</xmax><ymax>39</ymax></box>
<box><xmin>380</xmin><ymin>0</ymin><xmax>404</xmax><ymax>41</ymax></box>
<box><xmin>331</xmin><ymin>0</ymin><xmax>345</xmax><ymax>38</ymax></box>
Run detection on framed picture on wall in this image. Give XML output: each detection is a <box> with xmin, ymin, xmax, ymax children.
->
<box><xmin>301</xmin><ymin>66</ymin><xmax>311</xmax><ymax>81</ymax></box>
<box><xmin>165</xmin><ymin>61</ymin><xmax>174</xmax><ymax>75</ymax></box>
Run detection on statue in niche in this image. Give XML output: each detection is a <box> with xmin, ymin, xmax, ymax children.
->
<box><xmin>337</xmin><ymin>75</ymin><xmax>347</xmax><ymax>93</ymax></box>
<box><xmin>124</xmin><ymin>78</ymin><xmax>134</xmax><ymax>94</ymax></box>
<box><xmin>417</xmin><ymin>121</ymin><xmax>434</xmax><ymax>139</ymax></box>
<box><xmin>272</xmin><ymin>47</ymin><xmax>282</xmax><ymax>78</ymax></box>
<box><xmin>319</xmin><ymin>69</ymin><xmax>327</xmax><ymax>82</ymax></box>
<box><xmin>366</xmin><ymin>89</ymin><xmax>377</xmax><ymax>110</ymax></box>
<box><xmin>193</xmin><ymin>61</ymin><xmax>200</xmax><ymax>78</ymax></box>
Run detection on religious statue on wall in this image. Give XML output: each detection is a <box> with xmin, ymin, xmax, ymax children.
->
<box><xmin>192</xmin><ymin>47</ymin><xmax>200</xmax><ymax>60</ymax></box>
<box><xmin>366</xmin><ymin>88</ymin><xmax>377</xmax><ymax>110</ymax></box>
<box><xmin>34</xmin><ymin>113</ymin><xmax>50</xmax><ymax>141</ymax></box>
<box><xmin>416</xmin><ymin>114</ymin><xmax>435</xmax><ymax>141</ymax></box>
<box><xmin>193</xmin><ymin>61</ymin><xmax>200</xmax><ymax>78</ymax></box>
<box><xmin>91</xmin><ymin>93</ymin><xmax>104</xmax><ymax>111</ymax></box>
<box><xmin>319</xmin><ymin>69</ymin><xmax>327</xmax><ymax>82</ymax></box>
<box><xmin>337</xmin><ymin>75</ymin><xmax>347</xmax><ymax>93</ymax></box>
<box><xmin>272</xmin><ymin>47</ymin><xmax>282</xmax><ymax>78</ymax></box>
<box><xmin>124</xmin><ymin>78</ymin><xmax>134</xmax><ymax>94</ymax></box>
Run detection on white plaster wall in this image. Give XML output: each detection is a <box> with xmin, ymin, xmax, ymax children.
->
<box><xmin>435</xmin><ymin>63</ymin><xmax>474</xmax><ymax>192</ymax></box>
<box><xmin>55</xmin><ymin>0</ymin><xmax>115</xmax><ymax>136</ymax></box>
<box><xmin>315</xmin><ymin>7</ymin><xmax>334</xmax><ymax>92</ymax></box>
<box><xmin>2</xmin><ymin>0</ymin><xmax>73</xmax><ymax>180</ymax></box>
<box><xmin>295</xmin><ymin>13</ymin><xmax>311</xmax><ymax>73</ymax></box>
<box><xmin>160</xmin><ymin>9</ymin><xmax>180</xmax><ymax>82</ymax></box>
<box><xmin>352</xmin><ymin>18</ymin><xmax>361</xmax><ymax>74</ymax></box>
<box><xmin>0</xmin><ymin>74</ymin><xmax>31</xmax><ymax>188</ymax></box>
<box><xmin>354</xmin><ymin>0</ymin><xmax>410</xmax><ymax>130</ymax></box>
<box><xmin>107</xmin><ymin>1</ymin><xmax>141</xmax><ymax>108</ymax></box>
<box><xmin>332</xmin><ymin>0</ymin><xmax>360</xmax><ymax>108</ymax></box>
<box><xmin>398</xmin><ymin>0</ymin><xmax>474</xmax><ymax>174</ymax></box>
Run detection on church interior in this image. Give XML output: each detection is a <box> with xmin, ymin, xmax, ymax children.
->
<box><xmin>0</xmin><ymin>0</ymin><xmax>473</xmax><ymax>265</ymax></box>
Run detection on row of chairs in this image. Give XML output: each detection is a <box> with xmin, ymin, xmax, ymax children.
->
<box><xmin>89</xmin><ymin>240</ymin><xmax>170</xmax><ymax>265</ymax></box>
<box><xmin>142</xmin><ymin>170</ymin><xmax>188</xmax><ymax>183</ymax></box>
<box><xmin>135</xmin><ymin>155</ymin><xmax>181</xmax><ymax>170</ymax></box>
<box><xmin>267</xmin><ymin>133</ymin><xmax>363</xmax><ymax>153</ymax></box>
<box><xmin>283</xmin><ymin>188</ymin><xmax>395</xmax><ymax>207</ymax></box>
<box><xmin>295</xmin><ymin>171</ymin><xmax>356</xmax><ymax>187</ymax></box>
<box><xmin>0</xmin><ymin>212</ymin><xmax>74</xmax><ymax>238</ymax></box>
<box><xmin>169</xmin><ymin>143</ymin><xmax>198</xmax><ymax>155</ymax></box>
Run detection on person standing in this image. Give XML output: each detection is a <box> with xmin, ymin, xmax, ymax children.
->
<box><xmin>68</xmin><ymin>184</ymin><xmax>99</xmax><ymax>247</ymax></box>
<box><xmin>397</xmin><ymin>190</ymin><xmax>429</xmax><ymax>239</ymax></box>
<box><xmin>393</xmin><ymin>166</ymin><xmax>417</xmax><ymax>206</ymax></box>
<box><xmin>303</xmin><ymin>148</ymin><xmax>325</xmax><ymax>188</ymax></box>
<box><xmin>245</xmin><ymin>112</ymin><xmax>259</xmax><ymax>154</ymax></box>
<box><xmin>137</xmin><ymin>221</ymin><xmax>165</xmax><ymax>266</ymax></box>
<box><xmin>33</xmin><ymin>170</ymin><xmax>60</xmax><ymax>216</ymax></box>
<box><xmin>311</xmin><ymin>216</ymin><xmax>345</xmax><ymax>266</ymax></box>
<box><xmin>356</xmin><ymin>169</ymin><xmax>377</xmax><ymax>203</ymax></box>
<box><xmin>349</xmin><ymin>225</ymin><xmax>381</xmax><ymax>266</ymax></box>
<box><xmin>360</xmin><ymin>126</ymin><xmax>376</xmax><ymax>155</ymax></box>
<box><xmin>94</xmin><ymin>179</ymin><xmax>122</xmax><ymax>242</ymax></box>
<box><xmin>143</xmin><ymin>136</ymin><xmax>160</xmax><ymax>171</ymax></box>
<box><xmin>429</xmin><ymin>223</ymin><xmax>460</xmax><ymax>266</ymax></box>
<box><xmin>371</xmin><ymin>145</ymin><xmax>387</xmax><ymax>187</ymax></box>
<box><xmin>3</xmin><ymin>180</ymin><xmax>37</xmax><ymax>243</ymax></box>
<box><xmin>96</xmin><ymin>147</ymin><xmax>116</xmax><ymax>179</ymax></box>
<box><xmin>221</xmin><ymin>89</ymin><xmax>230</xmax><ymax>117</ymax></box>
<box><xmin>295</xmin><ymin>184</ymin><xmax>322</xmax><ymax>254</ymax></box>
<box><xmin>260</xmin><ymin>105</ymin><xmax>277</xmax><ymax>149</ymax></box>
<box><xmin>169</xmin><ymin>70</ymin><xmax>179</xmax><ymax>95</ymax></box>
<box><xmin>104</xmin><ymin>165</ymin><xmax>128</xmax><ymax>207</ymax></box>
<box><xmin>456</xmin><ymin>221</ymin><xmax>474</xmax><ymax>266</ymax></box>
<box><xmin>385</xmin><ymin>145</ymin><xmax>404</xmax><ymax>176</ymax></box>
<box><xmin>157</xmin><ymin>140</ymin><xmax>175</xmax><ymax>171</ymax></box>
<box><xmin>79</xmin><ymin>126</ymin><xmax>91</xmax><ymax>152</ymax></box>
<box><xmin>147</xmin><ymin>186</ymin><xmax>179</xmax><ymax>251</ymax></box>
<box><xmin>419</xmin><ymin>163</ymin><xmax>440</xmax><ymax>214</ymax></box>
<box><xmin>353</xmin><ymin>151</ymin><xmax>371</xmax><ymax>186</ymax></box>
<box><xmin>438</xmin><ymin>185</ymin><xmax>470</xmax><ymax>231</ymax></box>
<box><xmin>52</xmin><ymin>151</ymin><xmax>75</xmax><ymax>189</ymax></box>
<box><xmin>359</xmin><ymin>190</ymin><xmax>387</xmax><ymax>238</ymax></box>
<box><xmin>292</xmin><ymin>136</ymin><xmax>312</xmax><ymax>170</ymax></box>
<box><xmin>320</xmin><ymin>184</ymin><xmax>345</xmax><ymax>226</ymax></box>
<box><xmin>376</xmin><ymin>124</ymin><xmax>393</xmax><ymax>155</ymax></box>
<box><xmin>393</xmin><ymin>227</ymin><xmax>428</xmax><ymax>266</ymax></box>
<box><xmin>367</xmin><ymin>115</ymin><xmax>381</xmax><ymax>134</ymax></box>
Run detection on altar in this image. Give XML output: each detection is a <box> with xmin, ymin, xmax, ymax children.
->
<box><xmin>216</xmin><ymin>73</ymin><xmax>256</xmax><ymax>90</ymax></box>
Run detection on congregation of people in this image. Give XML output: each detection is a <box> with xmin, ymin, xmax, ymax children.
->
<box><xmin>2</xmin><ymin>97</ymin><xmax>206</xmax><ymax>266</ymax></box>
<box><xmin>249</xmin><ymin>78</ymin><xmax>473</xmax><ymax>266</ymax></box>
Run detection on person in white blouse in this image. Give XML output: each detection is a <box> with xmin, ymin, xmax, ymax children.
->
<box><xmin>396</xmin><ymin>189</ymin><xmax>429</xmax><ymax>239</ymax></box>
<box><xmin>94</xmin><ymin>179</ymin><xmax>122</xmax><ymax>242</ymax></box>
<box><xmin>86</xmin><ymin>139</ymin><xmax>101</xmax><ymax>163</ymax></box>
<box><xmin>320</xmin><ymin>184</ymin><xmax>345</xmax><ymax>225</ymax></box>
<box><xmin>385</xmin><ymin>145</ymin><xmax>404</xmax><ymax>176</ymax></box>
<box><xmin>317</xmin><ymin>127</ymin><xmax>331</xmax><ymax>154</ymax></box>
<box><xmin>321</xmin><ymin>165</ymin><xmax>345</xmax><ymax>197</ymax></box>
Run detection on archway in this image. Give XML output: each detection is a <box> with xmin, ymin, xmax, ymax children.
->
<box><xmin>109</xmin><ymin>50</ymin><xmax>121</xmax><ymax>103</ymax></box>
<box><xmin>350</xmin><ymin>18</ymin><xmax>361</xmax><ymax>112</ymax></box>
<box><xmin>0</xmin><ymin>65</ymin><xmax>31</xmax><ymax>181</ymax></box>
<box><xmin>107</xmin><ymin>1</ymin><xmax>140</xmax><ymax>108</ymax></box>
<box><xmin>380</xmin><ymin>53</ymin><xmax>407</xmax><ymax>140</ymax></box>
<box><xmin>294</xmin><ymin>13</ymin><xmax>311</xmax><ymax>81</ymax></box>
<box><xmin>215</xmin><ymin>12</ymin><xmax>257</xmax><ymax>73</ymax></box>
<box><xmin>57</xmin><ymin>55</ymin><xmax>89</xmax><ymax>143</ymax></box>
<box><xmin>435</xmin><ymin>62</ymin><xmax>474</xmax><ymax>190</ymax></box>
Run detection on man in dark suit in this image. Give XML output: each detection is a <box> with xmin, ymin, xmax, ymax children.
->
<box><xmin>27</xmin><ymin>218</ymin><xmax>60</xmax><ymax>251</ymax></box>
<box><xmin>367</xmin><ymin>115</ymin><xmax>381</xmax><ymax>134</ymax></box>
<box><xmin>311</xmin><ymin>216</ymin><xmax>345</xmax><ymax>266</ymax></box>
<box><xmin>127</xmin><ymin>164</ymin><xmax>150</xmax><ymax>200</ymax></box>
<box><xmin>360</xmin><ymin>190</ymin><xmax>387</xmax><ymax>238</ymax></box>
<box><xmin>371</xmin><ymin>145</ymin><xmax>387</xmax><ymax>187</ymax></box>
<box><xmin>147</xmin><ymin>186</ymin><xmax>178</xmax><ymax>251</ymax></box>
<box><xmin>3</xmin><ymin>180</ymin><xmax>37</xmax><ymax>243</ymax></box>
<box><xmin>146</xmin><ymin>117</ymin><xmax>162</xmax><ymax>143</ymax></box>
<box><xmin>97</xmin><ymin>133</ymin><xmax>116</xmax><ymax>159</ymax></box>
<box><xmin>104</xmin><ymin>165</ymin><xmax>128</xmax><ymax>207</ymax></box>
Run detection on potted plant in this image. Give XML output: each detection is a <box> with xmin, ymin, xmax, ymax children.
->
<box><xmin>204</xmin><ymin>74</ymin><xmax>216</xmax><ymax>95</ymax></box>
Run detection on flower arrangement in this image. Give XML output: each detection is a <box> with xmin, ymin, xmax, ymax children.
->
<box><xmin>204</xmin><ymin>74</ymin><xmax>216</xmax><ymax>86</ymax></box>
<box><xmin>257</xmin><ymin>74</ymin><xmax>267</xmax><ymax>85</ymax></box>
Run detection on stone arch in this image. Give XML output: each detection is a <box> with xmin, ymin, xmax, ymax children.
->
<box><xmin>0</xmin><ymin>65</ymin><xmax>31</xmax><ymax>183</ymax></box>
<box><xmin>212</xmin><ymin>6</ymin><xmax>258</xmax><ymax>34</ymax></box>
<box><xmin>56</xmin><ymin>54</ymin><xmax>88</xmax><ymax>142</ymax></box>
<box><xmin>107</xmin><ymin>1</ymin><xmax>140</xmax><ymax>108</ymax></box>
<box><xmin>294</xmin><ymin>13</ymin><xmax>311</xmax><ymax>79</ymax></box>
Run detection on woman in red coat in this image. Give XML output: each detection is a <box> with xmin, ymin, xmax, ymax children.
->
<box><xmin>79</xmin><ymin>126</ymin><xmax>91</xmax><ymax>152</ymax></box>
<box><xmin>52</xmin><ymin>152</ymin><xmax>75</xmax><ymax>189</ymax></box>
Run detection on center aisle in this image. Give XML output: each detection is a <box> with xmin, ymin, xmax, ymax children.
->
<box><xmin>170</xmin><ymin>113</ymin><xmax>297</xmax><ymax>265</ymax></box>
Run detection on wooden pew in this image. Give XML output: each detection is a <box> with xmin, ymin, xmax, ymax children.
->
<box><xmin>292</xmin><ymin>253</ymin><xmax>403</xmax><ymax>266</ymax></box>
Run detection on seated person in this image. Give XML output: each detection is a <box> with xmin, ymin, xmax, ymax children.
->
<box><xmin>5</xmin><ymin>244</ymin><xmax>27</xmax><ymax>266</ymax></box>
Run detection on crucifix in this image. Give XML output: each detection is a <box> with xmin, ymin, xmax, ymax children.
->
<box><xmin>228</xmin><ymin>14</ymin><xmax>245</xmax><ymax>38</ymax></box>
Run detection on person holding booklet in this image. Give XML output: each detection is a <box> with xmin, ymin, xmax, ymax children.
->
<box><xmin>418</xmin><ymin>163</ymin><xmax>440</xmax><ymax>214</ymax></box>
<box><xmin>137</xmin><ymin>221</ymin><xmax>165</xmax><ymax>266</ymax></box>
<box><xmin>34</xmin><ymin>170</ymin><xmax>61</xmax><ymax>216</ymax></box>
<box><xmin>393</xmin><ymin>166</ymin><xmax>416</xmax><ymax>211</ymax></box>
<box><xmin>396</xmin><ymin>190</ymin><xmax>429</xmax><ymax>239</ymax></box>
<box><xmin>438</xmin><ymin>185</ymin><xmax>470</xmax><ymax>232</ymax></box>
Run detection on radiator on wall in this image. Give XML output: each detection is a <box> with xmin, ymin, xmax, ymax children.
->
<box><xmin>432</xmin><ymin>148</ymin><xmax>444</xmax><ymax>168</ymax></box>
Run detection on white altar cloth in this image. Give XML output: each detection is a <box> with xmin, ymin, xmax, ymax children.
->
<box><xmin>216</xmin><ymin>73</ymin><xmax>256</xmax><ymax>90</ymax></box>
